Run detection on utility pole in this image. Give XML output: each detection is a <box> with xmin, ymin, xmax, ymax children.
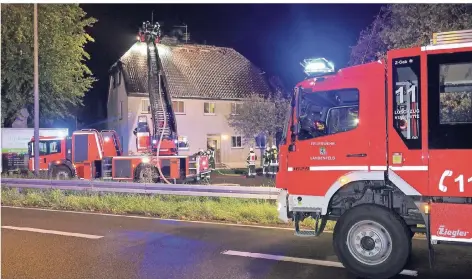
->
<box><xmin>33</xmin><ymin>3</ymin><xmax>40</xmax><ymax>176</ymax></box>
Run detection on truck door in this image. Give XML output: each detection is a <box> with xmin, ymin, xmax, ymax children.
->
<box><xmin>425</xmin><ymin>48</ymin><xmax>472</xmax><ymax>197</ymax></box>
<box><xmin>285</xmin><ymin>85</ymin><xmax>371</xmax><ymax>196</ymax></box>
<box><xmin>387</xmin><ymin>52</ymin><xmax>429</xmax><ymax>196</ymax></box>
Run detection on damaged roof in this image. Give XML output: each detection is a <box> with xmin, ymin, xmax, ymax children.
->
<box><xmin>113</xmin><ymin>40</ymin><xmax>273</xmax><ymax>100</ymax></box>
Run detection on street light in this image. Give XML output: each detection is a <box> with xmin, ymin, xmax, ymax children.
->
<box><xmin>33</xmin><ymin>3</ymin><xmax>40</xmax><ymax>176</ymax></box>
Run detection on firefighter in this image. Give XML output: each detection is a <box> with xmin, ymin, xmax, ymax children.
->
<box><xmin>246</xmin><ymin>147</ymin><xmax>257</xmax><ymax>178</ymax></box>
<box><xmin>269</xmin><ymin>144</ymin><xmax>279</xmax><ymax>177</ymax></box>
<box><xmin>262</xmin><ymin>146</ymin><xmax>271</xmax><ymax>176</ymax></box>
<box><xmin>207</xmin><ymin>147</ymin><xmax>216</xmax><ymax>169</ymax></box>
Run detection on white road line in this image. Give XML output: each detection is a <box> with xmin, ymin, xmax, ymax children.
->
<box><xmin>1</xmin><ymin>226</ymin><xmax>103</xmax><ymax>239</ymax></box>
<box><xmin>222</xmin><ymin>250</ymin><xmax>418</xmax><ymax>277</ymax></box>
<box><xmin>1</xmin><ymin>206</ymin><xmax>426</xmax><ymax>240</ymax></box>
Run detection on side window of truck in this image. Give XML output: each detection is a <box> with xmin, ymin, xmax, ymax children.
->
<box><xmin>298</xmin><ymin>88</ymin><xmax>359</xmax><ymax>141</ymax></box>
<box><xmin>392</xmin><ymin>56</ymin><xmax>421</xmax><ymax>150</ymax></box>
<box><xmin>428</xmin><ymin>50</ymin><xmax>472</xmax><ymax>149</ymax></box>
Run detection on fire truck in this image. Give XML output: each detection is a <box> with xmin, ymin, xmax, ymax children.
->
<box><xmin>27</xmin><ymin>21</ymin><xmax>211</xmax><ymax>183</ymax></box>
<box><xmin>276</xmin><ymin>29</ymin><xmax>472</xmax><ymax>279</ymax></box>
<box><xmin>28</xmin><ymin>129</ymin><xmax>210</xmax><ymax>183</ymax></box>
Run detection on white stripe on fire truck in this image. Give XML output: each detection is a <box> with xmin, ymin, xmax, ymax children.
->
<box><xmin>309</xmin><ymin>166</ymin><xmax>369</xmax><ymax>171</ymax></box>
<box><xmin>285</xmin><ymin>165</ymin><xmax>428</xmax><ymax>172</ymax></box>
<box><xmin>370</xmin><ymin>166</ymin><xmax>388</xmax><ymax>171</ymax></box>
<box><xmin>431</xmin><ymin>235</ymin><xmax>472</xmax><ymax>243</ymax></box>
<box><xmin>389</xmin><ymin>166</ymin><xmax>428</xmax><ymax>171</ymax></box>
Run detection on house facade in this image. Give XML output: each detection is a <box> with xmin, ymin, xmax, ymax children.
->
<box><xmin>107</xmin><ymin>38</ymin><xmax>273</xmax><ymax>168</ymax></box>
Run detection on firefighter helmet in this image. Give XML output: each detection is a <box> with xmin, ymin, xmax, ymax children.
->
<box><xmin>249</xmin><ymin>147</ymin><xmax>254</xmax><ymax>152</ymax></box>
<box><xmin>266</xmin><ymin>146</ymin><xmax>270</xmax><ymax>151</ymax></box>
<box><xmin>272</xmin><ymin>145</ymin><xmax>276</xmax><ymax>149</ymax></box>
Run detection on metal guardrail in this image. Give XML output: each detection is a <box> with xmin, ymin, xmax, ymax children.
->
<box><xmin>1</xmin><ymin>178</ymin><xmax>281</xmax><ymax>200</ymax></box>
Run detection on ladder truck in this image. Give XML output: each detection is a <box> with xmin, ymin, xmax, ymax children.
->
<box><xmin>28</xmin><ymin>128</ymin><xmax>210</xmax><ymax>183</ymax></box>
<box><xmin>276</xmin><ymin>29</ymin><xmax>472</xmax><ymax>279</ymax></box>
<box><xmin>134</xmin><ymin>21</ymin><xmax>180</xmax><ymax>157</ymax></box>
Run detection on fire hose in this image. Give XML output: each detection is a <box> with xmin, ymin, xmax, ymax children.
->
<box><xmin>152</xmin><ymin>42</ymin><xmax>171</xmax><ymax>185</ymax></box>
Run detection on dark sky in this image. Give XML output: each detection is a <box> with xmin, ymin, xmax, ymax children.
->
<box><xmin>79</xmin><ymin>3</ymin><xmax>381</xmax><ymax>126</ymax></box>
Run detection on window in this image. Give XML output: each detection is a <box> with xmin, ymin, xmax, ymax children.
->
<box><xmin>177</xmin><ymin>135</ymin><xmax>189</xmax><ymax>150</ymax></box>
<box><xmin>428</xmin><ymin>51</ymin><xmax>472</xmax><ymax>149</ymax></box>
<box><xmin>297</xmin><ymin>88</ymin><xmax>359</xmax><ymax>141</ymax></box>
<box><xmin>173</xmin><ymin>101</ymin><xmax>185</xmax><ymax>114</ymax></box>
<box><xmin>392</xmin><ymin>56</ymin><xmax>421</xmax><ymax>149</ymax></box>
<box><xmin>231</xmin><ymin>136</ymin><xmax>242</xmax><ymax>148</ymax></box>
<box><xmin>439</xmin><ymin>62</ymin><xmax>472</xmax><ymax>124</ymax></box>
<box><xmin>28</xmin><ymin>140</ymin><xmax>61</xmax><ymax>156</ymax></box>
<box><xmin>231</xmin><ymin>103</ymin><xmax>242</xmax><ymax>115</ymax></box>
<box><xmin>204</xmin><ymin>102</ymin><xmax>216</xmax><ymax>114</ymax></box>
<box><xmin>141</xmin><ymin>99</ymin><xmax>150</xmax><ymax>113</ymax></box>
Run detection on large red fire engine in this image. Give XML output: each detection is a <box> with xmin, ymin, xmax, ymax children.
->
<box><xmin>276</xmin><ymin>29</ymin><xmax>472</xmax><ymax>278</ymax></box>
<box><xmin>27</xmin><ymin>129</ymin><xmax>210</xmax><ymax>183</ymax></box>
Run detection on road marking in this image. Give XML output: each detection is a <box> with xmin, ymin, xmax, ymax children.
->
<box><xmin>222</xmin><ymin>250</ymin><xmax>418</xmax><ymax>277</ymax></box>
<box><xmin>1</xmin><ymin>206</ymin><xmax>426</xmax><ymax>240</ymax></box>
<box><xmin>1</xmin><ymin>226</ymin><xmax>103</xmax><ymax>239</ymax></box>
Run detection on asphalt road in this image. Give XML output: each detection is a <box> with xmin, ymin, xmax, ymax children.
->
<box><xmin>2</xmin><ymin>206</ymin><xmax>472</xmax><ymax>279</ymax></box>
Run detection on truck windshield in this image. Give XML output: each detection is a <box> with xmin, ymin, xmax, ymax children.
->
<box><xmin>28</xmin><ymin>140</ymin><xmax>61</xmax><ymax>156</ymax></box>
<box><xmin>298</xmin><ymin>88</ymin><xmax>359</xmax><ymax>140</ymax></box>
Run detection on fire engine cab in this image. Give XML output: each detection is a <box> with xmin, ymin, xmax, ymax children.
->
<box><xmin>276</xmin><ymin>29</ymin><xmax>472</xmax><ymax>279</ymax></box>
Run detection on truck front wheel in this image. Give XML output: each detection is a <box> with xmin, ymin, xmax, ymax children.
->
<box><xmin>333</xmin><ymin>204</ymin><xmax>411</xmax><ymax>279</ymax></box>
<box><xmin>52</xmin><ymin>166</ymin><xmax>71</xmax><ymax>180</ymax></box>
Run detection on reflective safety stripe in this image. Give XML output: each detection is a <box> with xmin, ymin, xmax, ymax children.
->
<box><xmin>285</xmin><ymin>165</ymin><xmax>429</xmax><ymax>171</ymax></box>
<box><xmin>389</xmin><ymin>166</ymin><xmax>428</xmax><ymax>171</ymax></box>
<box><xmin>310</xmin><ymin>166</ymin><xmax>369</xmax><ymax>171</ymax></box>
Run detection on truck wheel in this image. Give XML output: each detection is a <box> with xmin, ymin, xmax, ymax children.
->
<box><xmin>52</xmin><ymin>166</ymin><xmax>71</xmax><ymax>180</ymax></box>
<box><xmin>136</xmin><ymin>165</ymin><xmax>158</xmax><ymax>183</ymax></box>
<box><xmin>333</xmin><ymin>204</ymin><xmax>411</xmax><ymax>279</ymax></box>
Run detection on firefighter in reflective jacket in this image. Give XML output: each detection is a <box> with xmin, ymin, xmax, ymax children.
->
<box><xmin>246</xmin><ymin>148</ymin><xmax>257</xmax><ymax>178</ymax></box>
<box><xmin>207</xmin><ymin>147</ymin><xmax>216</xmax><ymax>169</ymax></box>
<box><xmin>268</xmin><ymin>144</ymin><xmax>279</xmax><ymax>177</ymax></box>
<box><xmin>262</xmin><ymin>146</ymin><xmax>271</xmax><ymax>176</ymax></box>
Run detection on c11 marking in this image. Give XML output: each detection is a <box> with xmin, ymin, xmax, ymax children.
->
<box><xmin>439</xmin><ymin>170</ymin><xmax>472</xmax><ymax>193</ymax></box>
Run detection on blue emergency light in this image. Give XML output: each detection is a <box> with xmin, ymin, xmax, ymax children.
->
<box><xmin>301</xmin><ymin>58</ymin><xmax>335</xmax><ymax>77</ymax></box>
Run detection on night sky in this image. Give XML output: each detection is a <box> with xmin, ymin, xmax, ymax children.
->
<box><xmin>79</xmin><ymin>3</ymin><xmax>381</xmax><ymax>127</ymax></box>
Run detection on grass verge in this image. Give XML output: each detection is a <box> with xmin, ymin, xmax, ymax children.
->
<box><xmin>1</xmin><ymin>187</ymin><xmax>336</xmax><ymax>231</ymax></box>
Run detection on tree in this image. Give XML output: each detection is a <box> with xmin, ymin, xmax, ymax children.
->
<box><xmin>349</xmin><ymin>4</ymin><xmax>472</xmax><ymax>66</ymax></box>
<box><xmin>227</xmin><ymin>83</ymin><xmax>290</xmax><ymax>147</ymax></box>
<box><xmin>1</xmin><ymin>4</ymin><xmax>97</xmax><ymax>127</ymax></box>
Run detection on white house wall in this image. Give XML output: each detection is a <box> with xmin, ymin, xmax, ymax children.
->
<box><xmin>106</xmin><ymin>72</ymin><xmax>130</xmax><ymax>155</ymax></box>
<box><xmin>173</xmin><ymin>98</ymin><xmax>251</xmax><ymax>167</ymax></box>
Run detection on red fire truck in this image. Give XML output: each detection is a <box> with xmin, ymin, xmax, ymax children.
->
<box><xmin>28</xmin><ymin>129</ymin><xmax>210</xmax><ymax>183</ymax></box>
<box><xmin>276</xmin><ymin>29</ymin><xmax>472</xmax><ymax>278</ymax></box>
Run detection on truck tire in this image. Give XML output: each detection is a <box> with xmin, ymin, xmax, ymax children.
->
<box><xmin>136</xmin><ymin>165</ymin><xmax>159</xmax><ymax>183</ymax></box>
<box><xmin>333</xmin><ymin>204</ymin><xmax>411</xmax><ymax>279</ymax></box>
<box><xmin>52</xmin><ymin>166</ymin><xmax>71</xmax><ymax>180</ymax></box>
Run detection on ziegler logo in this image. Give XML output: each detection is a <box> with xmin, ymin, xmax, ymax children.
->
<box><xmin>437</xmin><ymin>225</ymin><xmax>470</xmax><ymax>238</ymax></box>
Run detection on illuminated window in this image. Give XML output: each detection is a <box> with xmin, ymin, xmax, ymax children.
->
<box><xmin>204</xmin><ymin>102</ymin><xmax>216</xmax><ymax>114</ymax></box>
<box><xmin>231</xmin><ymin>136</ymin><xmax>242</xmax><ymax>148</ymax></box>
<box><xmin>173</xmin><ymin>101</ymin><xmax>185</xmax><ymax>114</ymax></box>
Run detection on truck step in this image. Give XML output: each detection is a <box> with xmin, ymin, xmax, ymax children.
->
<box><xmin>294</xmin><ymin>230</ymin><xmax>319</xmax><ymax>237</ymax></box>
